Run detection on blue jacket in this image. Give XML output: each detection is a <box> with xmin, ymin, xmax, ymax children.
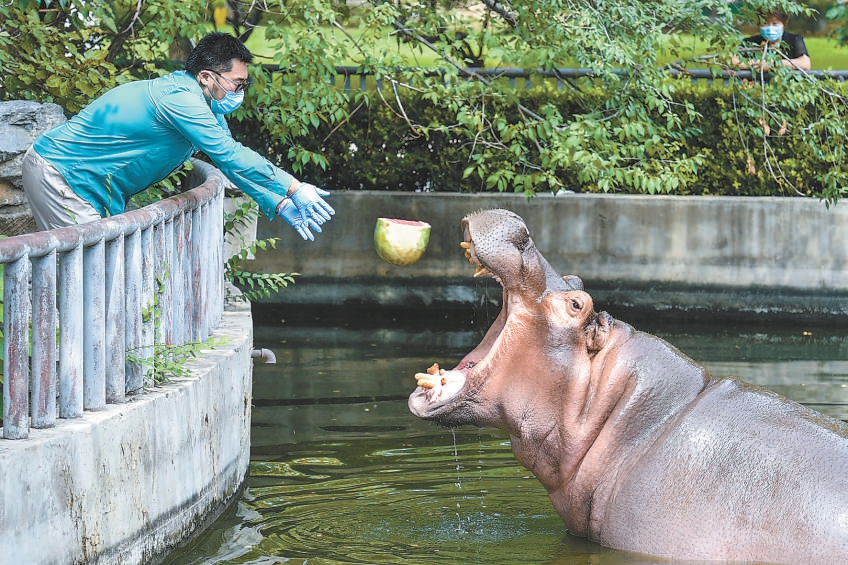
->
<box><xmin>34</xmin><ymin>70</ymin><xmax>294</xmax><ymax>219</ymax></box>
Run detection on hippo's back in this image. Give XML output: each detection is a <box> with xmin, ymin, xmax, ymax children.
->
<box><xmin>602</xmin><ymin>377</ymin><xmax>848</xmax><ymax>564</ymax></box>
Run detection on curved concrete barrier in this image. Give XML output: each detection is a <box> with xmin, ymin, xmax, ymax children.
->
<box><xmin>0</xmin><ymin>301</ymin><xmax>253</xmax><ymax>565</ymax></box>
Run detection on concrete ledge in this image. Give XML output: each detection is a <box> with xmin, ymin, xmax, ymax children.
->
<box><xmin>249</xmin><ymin>191</ymin><xmax>848</xmax><ymax>323</ymax></box>
<box><xmin>0</xmin><ymin>302</ymin><xmax>253</xmax><ymax>565</ymax></box>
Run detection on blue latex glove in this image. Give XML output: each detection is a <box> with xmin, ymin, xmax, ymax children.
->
<box><xmin>290</xmin><ymin>183</ymin><xmax>335</xmax><ymax>224</ymax></box>
<box><xmin>276</xmin><ymin>198</ymin><xmax>322</xmax><ymax>241</ymax></box>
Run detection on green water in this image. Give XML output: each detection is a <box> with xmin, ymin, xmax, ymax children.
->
<box><xmin>163</xmin><ymin>310</ymin><xmax>848</xmax><ymax>565</ymax></box>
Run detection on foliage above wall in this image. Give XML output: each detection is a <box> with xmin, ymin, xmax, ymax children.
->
<box><xmin>230</xmin><ymin>79</ymin><xmax>848</xmax><ymax>200</ymax></box>
<box><xmin>2</xmin><ymin>0</ymin><xmax>847</xmax><ymax>202</ymax></box>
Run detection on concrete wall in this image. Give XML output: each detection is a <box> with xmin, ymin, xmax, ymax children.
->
<box><xmin>0</xmin><ymin>301</ymin><xmax>253</xmax><ymax>565</ymax></box>
<box><xmin>250</xmin><ymin>191</ymin><xmax>848</xmax><ymax>323</ymax></box>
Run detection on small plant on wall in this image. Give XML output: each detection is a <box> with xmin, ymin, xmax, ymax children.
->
<box><xmin>132</xmin><ymin>161</ymin><xmax>299</xmax><ymax>302</ymax></box>
<box><xmin>128</xmin><ymin>198</ymin><xmax>297</xmax><ymax>386</ymax></box>
<box><xmin>126</xmin><ymin>265</ymin><xmax>225</xmax><ymax>388</ymax></box>
<box><xmin>223</xmin><ymin>198</ymin><xmax>298</xmax><ymax>302</ymax></box>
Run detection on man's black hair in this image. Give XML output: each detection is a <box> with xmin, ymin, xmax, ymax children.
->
<box><xmin>185</xmin><ymin>32</ymin><xmax>254</xmax><ymax>76</ymax></box>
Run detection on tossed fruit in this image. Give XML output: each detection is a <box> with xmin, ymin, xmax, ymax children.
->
<box><xmin>374</xmin><ymin>217</ymin><xmax>431</xmax><ymax>266</ymax></box>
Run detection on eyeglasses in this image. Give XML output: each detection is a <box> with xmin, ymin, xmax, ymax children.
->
<box><xmin>207</xmin><ymin>69</ymin><xmax>251</xmax><ymax>93</ymax></box>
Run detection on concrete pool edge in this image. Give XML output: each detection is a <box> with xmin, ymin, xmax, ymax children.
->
<box><xmin>0</xmin><ymin>300</ymin><xmax>253</xmax><ymax>565</ymax></box>
<box><xmin>249</xmin><ymin>191</ymin><xmax>848</xmax><ymax>323</ymax></box>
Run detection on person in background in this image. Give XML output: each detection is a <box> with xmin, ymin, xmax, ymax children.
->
<box><xmin>735</xmin><ymin>10</ymin><xmax>811</xmax><ymax>71</ymax></box>
<box><xmin>21</xmin><ymin>32</ymin><xmax>334</xmax><ymax>240</ymax></box>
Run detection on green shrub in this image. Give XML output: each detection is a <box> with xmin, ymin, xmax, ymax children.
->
<box><xmin>230</xmin><ymin>76</ymin><xmax>848</xmax><ymax>199</ymax></box>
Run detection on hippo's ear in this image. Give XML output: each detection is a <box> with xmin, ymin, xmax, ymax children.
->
<box><xmin>563</xmin><ymin>275</ymin><xmax>584</xmax><ymax>291</ymax></box>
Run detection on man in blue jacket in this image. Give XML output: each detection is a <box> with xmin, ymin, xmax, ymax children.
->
<box><xmin>22</xmin><ymin>32</ymin><xmax>333</xmax><ymax>240</ymax></box>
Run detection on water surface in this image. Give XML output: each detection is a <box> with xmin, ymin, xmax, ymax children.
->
<box><xmin>163</xmin><ymin>306</ymin><xmax>848</xmax><ymax>565</ymax></box>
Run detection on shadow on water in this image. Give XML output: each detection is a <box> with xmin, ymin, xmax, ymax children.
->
<box><xmin>162</xmin><ymin>303</ymin><xmax>848</xmax><ymax>565</ymax></box>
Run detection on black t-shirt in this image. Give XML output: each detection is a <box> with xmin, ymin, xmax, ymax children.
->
<box><xmin>743</xmin><ymin>32</ymin><xmax>809</xmax><ymax>60</ymax></box>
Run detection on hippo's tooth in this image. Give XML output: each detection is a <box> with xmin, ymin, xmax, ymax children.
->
<box><xmin>464</xmin><ymin>250</ymin><xmax>471</xmax><ymax>260</ymax></box>
<box><xmin>415</xmin><ymin>372</ymin><xmax>438</xmax><ymax>389</ymax></box>
<box><xmin>460</xmin><ymin>241</ymin><xmax>470</xmax><ymax>249</ymax></box>
<box><xmin>473</xmin><ymin>265</ymin><xmax>491</xmax><ymax>278</ymax></box>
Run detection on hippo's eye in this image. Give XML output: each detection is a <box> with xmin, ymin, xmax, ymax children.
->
<box><xmin>571</xmin><ymin>299</ymin><xmax>580</xmax><ymax>309</ymax></box>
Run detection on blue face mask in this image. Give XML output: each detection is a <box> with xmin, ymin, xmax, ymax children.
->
<box><xmin>210</xmin><ymin>88</ymin><xmax>244</xmax><ymax>115</ymax></box>
<box><xmin>760</xmin><ymin>24</ymin><xmax>784</xmax><ymax>42</ymax></box>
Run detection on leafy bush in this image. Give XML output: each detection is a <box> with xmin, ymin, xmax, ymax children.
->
<box><xmin>3</xmin><ymin>0</ymin><xmax>846</xmax><ymax>201</ymax></box>
<box><xmin>231</xmin><ymin>75</ymin><xmax>848</xmax><ymax>199</ymax></box>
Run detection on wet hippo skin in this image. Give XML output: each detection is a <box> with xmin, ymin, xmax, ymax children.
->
<box><xmin>408</xmin><ymin>208</ymin><xmax>848</xmax><ymax>564</ymax></box>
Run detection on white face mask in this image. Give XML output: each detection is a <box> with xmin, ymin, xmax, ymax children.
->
<box><xmin>205</xmin><ymin>72</ymin><xmax>247</xmax><ymax>114</ymax></box>
<box><xmin>210</xmin><ymin>88</ymin><xmax>244</xmax><ymax>115</ymax></box>
<box><xmin>760</xmin><ymin>24</ymin><xmax>784</xmax><ymax>42</ymax></box>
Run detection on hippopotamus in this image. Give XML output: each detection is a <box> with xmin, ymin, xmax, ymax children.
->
<box><xmin>408</xmin><ymin>208</ymin><xmax>848</xmax><ymax>564</ymax></box>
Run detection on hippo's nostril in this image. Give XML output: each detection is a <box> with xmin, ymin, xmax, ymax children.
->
<box><xmin>464</xmin><ymin>361</ymin><xmax>476</xmax><ymax>369</ymax></box>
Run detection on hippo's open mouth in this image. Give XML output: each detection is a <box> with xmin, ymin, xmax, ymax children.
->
<box><xmin>407</xmin><ymin>210</ymin><xmax>516</xmax><ymax>420</ymax></box>
<box><xmin>411</xmin><ymin>362</ymin><xmax>468</xmax><ymax>409</ymax></box>
<box><xmin>408</xmin><ymin>208</ymin><xmax>581</xmax><ymax>422</ymax></box>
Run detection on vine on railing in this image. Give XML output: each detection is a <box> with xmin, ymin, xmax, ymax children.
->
<box><xmin>223</xmin><ymin>198</ymin><xmax>298</xmax><ymax>302</ymax></box>
<box><xmin>126</xmin><ymin>264</ymin><xmax>225</xmax><ymax>387</ymax></box>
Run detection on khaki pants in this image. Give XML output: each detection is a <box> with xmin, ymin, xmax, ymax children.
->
<box><xmin>21</xmin><ymin>146</ymin><xmax>100</xmax><ymax>231</ymax></box>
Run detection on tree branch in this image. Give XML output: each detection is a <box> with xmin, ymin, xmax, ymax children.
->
<box><xmin>479</xmin><ymin>0</ymin><xmax>517</xmax><ymax>28</ymax></box>
<box><xmin>104</xmin><ymin>0</ymin><xmax>146</xmax><ymax>63</ymax></box>
<box><xmin>390</xmin><ymin>18</ymin><xmax>546</xmax><ymax>124</ymax></box>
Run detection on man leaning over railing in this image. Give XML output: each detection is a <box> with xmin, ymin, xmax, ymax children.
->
<box><xmin>21</xmin><ymin>32</ymin><xmax>334</xmax><ymax>241</ymax></box>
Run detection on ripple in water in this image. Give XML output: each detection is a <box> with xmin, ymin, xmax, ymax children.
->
<box><xmin>164</xmin><ymin>429</ymin><xmax>610</xmax><ymax>565</ymax></box>
<box><xmin>164</xmin><ymin>317</ymin><xmax>848</xmax><ymax>565</ymax></box>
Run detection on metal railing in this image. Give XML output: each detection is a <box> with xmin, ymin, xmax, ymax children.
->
<box><xmin>1</xmin><ymin>159</ymin><xmax>225</xmax><ymax>439</ymax></box>
<box><xmin>331</xmin><ymin>66</ymin><xmax>848</xmax><ymax>91</ymax></box>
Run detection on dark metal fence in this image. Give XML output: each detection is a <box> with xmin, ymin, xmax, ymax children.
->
<box><xmin>330</xmin><ymin>66</ymin><xmax>848</xmax><ymax>92</ymax></box>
